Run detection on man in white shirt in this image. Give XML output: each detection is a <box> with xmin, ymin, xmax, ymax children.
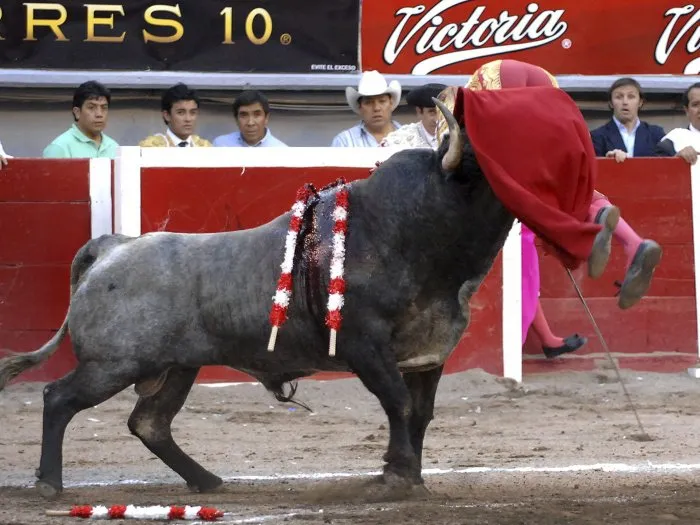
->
<box><xmin>0</xmin><ymin>140</ymin><xmax>12</xmax><ymax>170</ymax></box>
<box><xmin>380</xmin><ymin>83</ymin><xmax>447</xmax><ymax>149</ymax></box>
<box><xmin>657</xmin><ymin>82</ymin><xmax>700</xmax><ymax>165</ymax></box>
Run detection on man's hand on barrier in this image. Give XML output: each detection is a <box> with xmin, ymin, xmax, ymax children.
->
<box><xmin>0</xmin><ymin>156</ymin><xmax>7</xmax><ymax>170</ymax></box>
<box><xmin>605</xmin><ymin>149</ymin><xmax>628</xmax><ymax>163</ymax></box>
<box><xmin>676</xmin><ymin>145</ymin><xmax>698</xmax><ymax>165</ymax></box>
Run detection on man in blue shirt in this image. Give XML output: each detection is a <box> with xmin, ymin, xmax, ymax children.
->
<box><xmin>213</xmin><ymin>90</ymin><xmax>287</xmax><ymax>147</ymax></box>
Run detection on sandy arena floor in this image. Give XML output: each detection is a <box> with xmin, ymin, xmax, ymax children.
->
<box><xmin>1</xmin><ymin>366</ymin><xmax>700</xmax><ymax>524</ymax></box>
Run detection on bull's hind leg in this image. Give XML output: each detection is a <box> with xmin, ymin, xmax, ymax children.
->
<box><xmin>403</xmin><ymin>365</ymin><xmax>444</xmax><ymax>484</ymax></box>
<box><xmin>36</xmin><ymin>361</ymin><xmax>136</xmax><ymax>499</ymax></box>
<box><xmin>127</xmin><ymin>367</ymin><xmax>223</xmax><ymax>493</ymax></box>
<box><xmin>347</xmin><ymin>347</ymin><xmax>419</xmax><ymax>486</ymax></box>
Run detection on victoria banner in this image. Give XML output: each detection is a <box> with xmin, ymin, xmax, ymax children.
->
<box><xmin>0</xmin><ymin>0</ymin><xmax>359</xmax><ymax>73</ymax></box>
<box><xmin>361</xmin><ymin>0</ymin><xmax>700</xmax><ymax>75</ymax></box>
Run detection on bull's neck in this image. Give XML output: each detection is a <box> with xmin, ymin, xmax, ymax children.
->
<box><xmin>352</xmin><ymin>159</ymin><xmax>514</xmax><ymax>286</ymax></box>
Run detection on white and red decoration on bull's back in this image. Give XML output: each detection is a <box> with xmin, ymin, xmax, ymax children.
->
<box><xmin>326</xmin><ymin>184</ymin><xmax>350</xmax><ymax>356</ymax></box>
<box><xmin>267</xmin><ymin>180</ymin><xmax>350</xmax><ymax>356</ymax></box>
<box><xmin>361</xmin><ymin>0</ymin><xmax>700</xmax><ymax>75</ymax></box>
<box><xmin>267</xmin><ymin>184</ymin><xmax>317</xmax><ymax>352</ymax></box>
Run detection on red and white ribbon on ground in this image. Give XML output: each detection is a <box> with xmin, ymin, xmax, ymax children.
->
<box><xmin>325</xmin><ymin>185</ymin><xmax>349</xmax><ymax>356</ymax></box>
<box><xmin>268</xmin><ymin>185</ymin><xmax>316</xmax><ymax>351</ymax></box>
<box><xmin>46</xmin><ymin>504</ymin><xmax>224</xmax><ymax>521</ymax></box>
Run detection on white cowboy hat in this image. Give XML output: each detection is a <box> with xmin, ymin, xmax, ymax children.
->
<box><xmin>345</xmin><ymin>70</ymin><xmax>402</xmax><ymax>114</ymax></box>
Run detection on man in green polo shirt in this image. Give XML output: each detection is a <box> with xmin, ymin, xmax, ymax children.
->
<box><xmin>43</xmin><ymin>81</ymin><xmax>119</xmax><ymax>159</ymax></box>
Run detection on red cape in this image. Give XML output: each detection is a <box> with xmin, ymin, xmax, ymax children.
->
<box><xmin>453</xmin><ymin>86</ymin><xmax>601</xmax><ymax>269</ymax></box>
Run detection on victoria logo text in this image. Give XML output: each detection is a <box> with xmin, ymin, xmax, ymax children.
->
<box><xmin>382</xmin><ymin>0</ymin><xmax>568</xmax><ymax>74</ymax></box>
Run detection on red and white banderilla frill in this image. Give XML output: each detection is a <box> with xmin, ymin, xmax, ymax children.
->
<box><xmin>325</xmin><ymin>186</ymin><xmax>349</xmax><ymax>356</ymax></box>
<box><xmin>267</xmin><ymin>181</ymin><xmax>349</xmax><ymax>356</ymax></box>
<box><xmin>267</xmin><ymin>185</ymin><xmax>317</xmax><ymax>351</ymax></box>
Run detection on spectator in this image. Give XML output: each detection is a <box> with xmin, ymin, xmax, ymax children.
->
<box><xmin>380</xmin><ymin>83</ymin><xmax>446</xmax><ymax>149</ymax></box>
<box><xmin>140</xmin><ymin>83</ymin><xmax>211</xmax><ymax>147</ymax></box>
<box><xmin>331</xmin><ymin>70</ymin><xmax>401</xmax><ymax>147</ymax></box>
<box><xmin>213</xmin><ymin>90</ymin><xmax>287</xmax><ymax>147</ymax></box>
<box><xmin>0</xmin><ymin>140</ymin><xmax>11</xmax><ymax>170</ymax></box>
<box><xmin>43</xmin><ymin>81</ymin><xmax>118</xmax><ymax>159</ymax></box>
<box><xmin>656</xmin><ymin>82</ymin><xmax>700</xmax><ymax>165</ymax></box>
<box><xmin>590</xmin><ymin>77</ymin><xmax>666</xmax><ymax>162</ymax></box>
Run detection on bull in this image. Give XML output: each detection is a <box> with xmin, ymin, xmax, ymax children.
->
<box><xmin>0</xmin><ymin>100</ymin><xmax>514</xmax><ymax>499</ymax></box>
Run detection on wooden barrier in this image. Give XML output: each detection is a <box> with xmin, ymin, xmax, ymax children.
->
<box><xmin>524</xmin><ymin>158</ymin><xmax>697</xmax><ymax>374</ymax></box>
<box><xmin>0</xmin><ymin>151</ymin><xmax>696</xmax><ymax>383</ymax></box>
<box><xmin>0</xmin><ymin>159</ymin><xmax>111</xmax><ymax>381</ymax></box>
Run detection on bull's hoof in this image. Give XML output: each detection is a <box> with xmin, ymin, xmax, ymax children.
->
<box><xmin>382</xmin><ymin>470</ymin><xmax>413</xmax><ymax>489</ymax></box>
<box><xmin>36</xmin><ymin>480</ymin><xmax>62</xmax><ymax>500</ymax></box>
<box><xmin>367</xmin><ymin>471</ymin><xmax>424</xmax><ymax>501</ymax></box>
<box><xmin>187</xmin><ymin>474</ymin><xmax>223</xmax><ymax>493</ymax></box>
<box><xmin>412</xmin><ymin>483</ymin><xmax>430</xmax><ymax>496</ymax></box>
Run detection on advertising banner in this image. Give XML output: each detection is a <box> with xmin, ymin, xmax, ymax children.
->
<box><xmin>361</xmin><ymin>1</ymin><xmax>699</xmax><ymax>75</ymax></box>
<box><xmin>0</xmin><ymin>0</ymin><xmax>360</xmax><ymax>73</ymax></box>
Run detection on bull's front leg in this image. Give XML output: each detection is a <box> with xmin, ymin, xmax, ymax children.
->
<box><xmin>402</xmin><ymin>365</ymin><xmax>444</xmax><ymax>483</ymax></box>
<box><xmin>346</xmin><ymin>343</ymin><xmax>419</xmax><ymax>487</ymax></box>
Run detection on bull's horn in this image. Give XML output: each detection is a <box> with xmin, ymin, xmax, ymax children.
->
<box><xmin>433</xmin><ymin>97</ymin><xmax>463</xmax><ymax>173</ymax></box>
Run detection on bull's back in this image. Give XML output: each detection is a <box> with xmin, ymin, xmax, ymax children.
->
<box><xmin>67</xmin><ymin>227</ymin><xmax>286</xmax><ymax>363</ymax></box>
<box><xmin>70</xmin><ymin>234</ymin><xmax>134</xmax><ymax>294</ymax></box>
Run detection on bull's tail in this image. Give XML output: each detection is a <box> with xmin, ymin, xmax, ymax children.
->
<box><xmin>0</xmin><ymin>313</ymin><xmax>69</xmax><ymax>392</ymax></box>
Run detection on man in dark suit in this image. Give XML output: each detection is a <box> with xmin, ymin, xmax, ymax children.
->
<box><xmin>590</xmin><ymin>77</ymin><xmax>666</xmax><ymax>162</ymax></box>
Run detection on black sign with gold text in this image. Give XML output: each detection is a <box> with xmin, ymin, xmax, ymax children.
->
<box><xmin>0</xmin><ymin>1</ymin><xmax>359</xmax><ymax>72</ymax></box>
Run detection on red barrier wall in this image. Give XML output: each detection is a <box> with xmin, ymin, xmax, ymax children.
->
<box><xmin>0</xmin><ymin>160</ymin><xmax>92</xmax><ymax>381</ymax></box>
<box><xmin>523</xmin><ymin>158</ymin><xmax>697</xmax><ymax>374</ymax></box>
<box><xmin>1</xmin><ymin>158</ymin><xmax>695</xmax><ymax>384</ymax></box>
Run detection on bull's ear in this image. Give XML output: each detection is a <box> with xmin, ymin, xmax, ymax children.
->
<box><xmin>433</xmin><ymin>97</ymin><xmax>463</xmax><ymax>174</ymax></box>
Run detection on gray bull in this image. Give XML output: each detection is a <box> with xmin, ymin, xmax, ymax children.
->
<box><xmin>0</xmin><ymin>101</ymin><xmax>514</xmax><ymax>499</ymax></box>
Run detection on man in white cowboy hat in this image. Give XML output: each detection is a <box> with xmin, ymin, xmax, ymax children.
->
<box><xmin>380</xmin><ymin>82</ymin><xmax>447</xmax><ymax>149</ymax></box>
<box><xmin>331</xmin><ymin>70</ymin><xmax>402</xmax><ymax>147</ymax></box>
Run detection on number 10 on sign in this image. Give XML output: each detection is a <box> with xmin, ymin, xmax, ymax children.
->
<box><xmin>220</xmin><ymin>7</ymin><xmax>272</xmax><ymax>45</ymax></box>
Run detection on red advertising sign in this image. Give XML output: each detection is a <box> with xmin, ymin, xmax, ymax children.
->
<box><xmin>361</xmin><ymin>1</ymin><xmax>700</xmax><ymax>75</ymax></box>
